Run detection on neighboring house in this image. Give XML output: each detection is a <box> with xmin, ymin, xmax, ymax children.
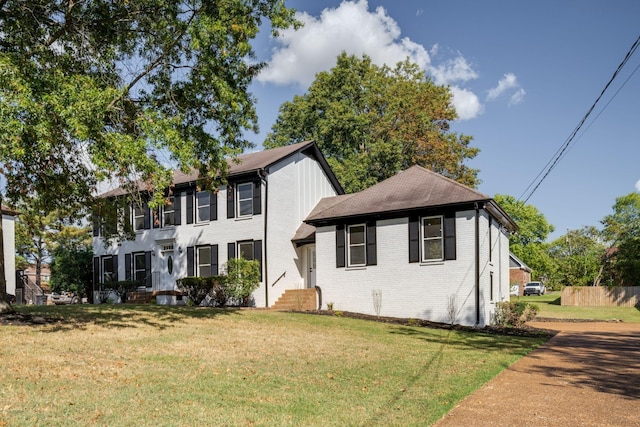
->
<box><xmin>92</xmin><ymin>141</ymin><xmax>343</xmax><ymax>306</ymax></box>
<box><xmin>304</xmin><ymin>166</ymin><xmax>517</xmax><ymax>327</ymax></box>
<box><xmin>509</xmin><ymin>253</ymin><xmax>531</xmax><ymax>295</ymax></box>
<box><xmin>24</xmin><ymin>264</ymin><xmax>52</xmax><ymax>290</ymax></box>
<box><xmin>1</xmin><ymin>204</ymin><xmax>17</xmax><ymax>298</ymax></box>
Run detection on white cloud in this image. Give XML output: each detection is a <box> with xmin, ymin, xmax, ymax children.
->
<box><xmin>416</xmin><ymin>9</ymin><xmax>424</xmax><ymax>16</ymax></box>
<box><xmin>509</xmin><ymin>88</ymin><xmax>526</xmax><ymax>106</ymax></box>
<box><xmin>257</xmin><ymin>0</ymin><xmax>430</xmax><ymax>87</ymax></box>
<box><xmin>635</xmin><ymin>179</ymin><xmax>640</xmax><ymax>192</ymax></box>
<box><xmin>430</xmin><ymin>56</ymin><xmax>478</xmax><ymax>86</ymax></box>
<box><xmin>450</xmin><ymin>86</ymin><xmax>484</xmax><ymax>120</ymax></box>
<box><xmin>487</xmin><ymin>73</ymin><xmax>519</xmax><ymax>100</ymax></box>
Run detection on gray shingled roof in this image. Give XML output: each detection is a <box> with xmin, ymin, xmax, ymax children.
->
<box><xmin>99</xmin><ymin>140</ymin><xmax>342</xmax><ymax>197</ymax></box>
<box><xmin>305</xmin><ymin>165</ymin><xmax>516</xmax><ymax>231</ymax></box>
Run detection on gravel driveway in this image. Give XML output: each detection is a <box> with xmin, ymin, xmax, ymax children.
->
<box><xmin>434</xmin><ymin>321</ymin><xmax>640</xmax><ymax>427</ymax></box>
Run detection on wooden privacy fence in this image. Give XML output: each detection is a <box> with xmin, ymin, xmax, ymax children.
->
<box><xmin>561</xmin><ymin>286</ymin><xmax>640</xmax><ymax>307</ymax></box>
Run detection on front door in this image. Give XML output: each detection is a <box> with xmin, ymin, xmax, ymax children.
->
<box><xmin>159</xmin><ymin>244</ymin><xmax>175</xmax><ymax>291</ymax></box>
<box><xmin>307</xmin><ymin>246</ymin><xmax>316</xmax><ymax>288</ymax></box>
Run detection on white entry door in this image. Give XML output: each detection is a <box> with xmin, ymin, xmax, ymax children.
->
<box><xmin>307</xmin><ymin>246</ymin><xmax>316</xmax><ymax>288</ymax></box>
<box><xmin>159</xmin><ymin>244</ymin><xmax>175</xmax><ymax>291</ymax></box>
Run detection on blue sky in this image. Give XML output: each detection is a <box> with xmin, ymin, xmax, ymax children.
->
<box><xmin>247</xmin><ymin>0</ymin><xmax>640</xmax><ymax>241</ymax></box>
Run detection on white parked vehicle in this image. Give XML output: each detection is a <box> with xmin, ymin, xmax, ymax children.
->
<box><xmin>523</xmin><ymin>281</ymin><xmax>545</xmax><ymax>296</ymax></box>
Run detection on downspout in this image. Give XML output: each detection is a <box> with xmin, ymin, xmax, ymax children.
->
<box><xmin>475</xmin><ymin>202</ymin><xmax>481</xmax><ymax>326</ymax></box>
<box><xmin>259</xmin><ymin>169</ymin><xmax>269</xmax><ymax>307</ymax></box>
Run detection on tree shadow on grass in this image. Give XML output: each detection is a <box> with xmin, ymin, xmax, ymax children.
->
<box><xmin>5</xmin><ymin>304</ymin><xmax>242</xmax><ymax>332</ymax></box>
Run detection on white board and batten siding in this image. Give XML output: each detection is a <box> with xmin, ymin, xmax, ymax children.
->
<box><xmin>258</xmin><ymin>152</ymin><xmax>340</xmax><ymax>307</ymax></box>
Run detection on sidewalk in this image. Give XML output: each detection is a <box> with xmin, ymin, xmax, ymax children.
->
<box><xmin>433</xmin><ymin>321</ymin><xmax>640</xmax><ymax>426</ymax></box>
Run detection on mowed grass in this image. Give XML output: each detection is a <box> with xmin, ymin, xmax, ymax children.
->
<box><xmin>1</xmin><ymin>305</ymin><xmax>546</xmax><ymax>427</ymax></box>
<box><xmin>516</xmin><ymin>291</ymin><xmax>640</xmax><ymax>322</ymax></box>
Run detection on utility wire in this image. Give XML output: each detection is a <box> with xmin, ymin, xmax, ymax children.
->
<box><xmin>519</xmin><ymin>34</ymin><xmax>640</xmax><ymax>203</ymax></box>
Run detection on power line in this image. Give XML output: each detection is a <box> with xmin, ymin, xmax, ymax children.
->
<box><xmin>519</xmin><ymin>34</ymin><xmax>640</xmax><ymax>204</ymax></box>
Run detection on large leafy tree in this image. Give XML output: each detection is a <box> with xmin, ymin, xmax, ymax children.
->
<box><xmin>494</xmin><ymin>194</ymin><xmax>555</xmax><ymax>282</ymax></box>
<box><xmin>0</xmin><ymin>0</ymin><xmax>298</xmax><ymax>313</ymax></box>
<box><xmin>601</xmin><ymin>192</ymin><xmax>640</xmax><ymax>285</ymax></box>
<box><xmin>547</xmin><ymin>227</ymin><xmax>606</xmax><ymax>288</ymax></box>
<box><xmin>265</xmin><ymin>53</ymin><xmax>479</xmax><ymax>193</ymax></box>
<box><xmin>50</xmin><ymin>225</ymin><xmax>93</xmax><ymax>301</ymax></box>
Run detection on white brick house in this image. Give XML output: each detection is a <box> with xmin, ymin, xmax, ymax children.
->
<box><xmin>92</xmin><ymin>141</ymin><xmax>343</xmax><ymax>306</ymax></box>
<box><xmin>93</xmin><ymin>142</ymin><xmax>517</xmax><ymax>326</ymax></box>
<box><xmin>2</xmin><ymin>205</ymin><xmax>17</xmax><ymax>298</ymax></box>
<box><xmin>304</xmin><ymin>166</ymin><xmax>517</xmax><ymax>327</ymax></box>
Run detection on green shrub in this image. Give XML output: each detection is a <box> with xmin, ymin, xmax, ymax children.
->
<box><xmin>225</xmin><ymin>258</ymin><xmax>260</xmax><ymax>306</ymax></box>
<box><xmin>494</xmin><ymin>301</ymin><xmax>539</xmax><ymax>328</ymax></box>
<box><xmin>177</xmin><ymin>276</ymin><xmax>221</xmax><ymax>306</ymax></box>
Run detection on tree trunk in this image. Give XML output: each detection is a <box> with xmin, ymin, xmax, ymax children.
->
<box><xmin>0</xmin><ymin>196</ymin><xmax>16</xmax><ymax>314</ymax></box>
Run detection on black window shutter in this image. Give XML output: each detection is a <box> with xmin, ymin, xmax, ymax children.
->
<box><xmin>253</xmin><ymin>240</ymin><xmax>263</xmax><ymax>280</ymax></box>
<box><xmin>152</xmin><ymin>208</ymin><xmax>160</xmax><ymax>228</ymax></box>
<box><xmin>125</xmin><ymin>253</ymin><xmax>132</xmax><ymax>281</ymax></box>
<box><xmin>366</xmin><ymin>221</ymin><xmax>377</xmax><ymax>266</ymax></box>
<box><xmin>186</xmin><ymin>191</ymin><xmax>194</xmax><ymax>224</ymax></box>
<box><xmin>444</xmin><ymin>213</ymin><xmax>457</xmax><ymax>260</ymax></box>
<box><xmin>124</xmin><ymin>204</ymin><xmax>132</xmax><ymax>233</ymax></box>
<box><xmin>112</xmin><ymin>255</ymin><xmax>119</xmax><ymax>281</ymax></box>
<box><xmin>336</xmin><ymin>225</ymin><xmax>346</xmax><ymax>268</ymax></box>
<box><xmin>253</xmin><ymin>180</ymin><xmax>262</xmax><ymax>215</ymax></box>
<box><xmin>227</xmin><ymin>242</ymin><xmax>236</xmax><ymax>260</ymax></box>
<box><xmin>145</xmin><ymin>251</ymin><xmax>152</xmax><ymax>287</ymax></box>
<box><xmin>211</xmin><ymin>245</ymin><xmax>219</xmax><ymax>276</ymax></box>
<box><xmin>408</xmin><ymin>216</ymin><xmax>420</xmax><ymax>263</ymax></box>
<box><xmin>143</xmin><ymin>202</ymin><xmax>151</xmax><ymax>229</ymax></box>
<box><xmin>92</xmin><ymin>214</ymin><xmax>100</xmax><ymax>237</ymax></box>
<box><xmin>174</xmin><ymin>193</ymin><xmax>182</xmax><ymax>225</ymax></box>
<box><xmin>187</xmin><ymin>246</ymin><xmax>195</xmax><ymax>276</ymax></box>
<box><xmin>227</xmin><ymin>183</ymin><xmax>235</xmax><ymax>218</ymax></box>
<box><xmin>210</xmin><ymin>191</ymin><xmax>218</xmax><ymax>221</ymax></box>
<box><xmin>93</xmin><ymin>257</ymin><xmax>100</xmax><ymax>286</ymax></box>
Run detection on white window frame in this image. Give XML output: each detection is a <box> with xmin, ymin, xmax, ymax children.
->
<box><xmin>237</xmin><ymin>241</ymin><xmax>254</xmax><ymax>260</ymax></box>
<box><xmin>102</xmin><ymin>256</ymin><xmax>114</xmax><ymax>283</ymax></box>
<box><xmin>163</xmin><ymin>196</ymin><xmax>175</xmax><ymax>227</ymax></box>
<box><xmin>133</xmin><ymin>252</ymin><xmax>147</xmax><ymax>285</ymax></box>
<box><xmin>196</xmin><ymin>191</ymin><xmax>210</xmax><ymax>223</ymax></box>
<box><xmin>197</xmin><ymin>246</ymin><xmax>212</xmax><ymax>277</ymax></box>
<box><xmin>421</xmin><ymin>216</ymin><xmax>444</xmax><ymax>262</ymax></box>
<box><xmin>347</xmin><ymin>224</ymin><xmax>366</xmax><ymax>267</ymax></box>
<box><xmin>133</xmin><ymin>204</ymin><xmax>145</xmax><ymax>231</ymax></box>
<box><xmin>237</xmin><ymin>182</ymin><xmax>254</xmax><ymax>217</ymax></box>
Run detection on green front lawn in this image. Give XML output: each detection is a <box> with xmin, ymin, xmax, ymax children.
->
<box><xmin>1</xmin><ymin>305</ymin><xmax>546</xmax><ymax>426</ymax></box>
<box><xmin>515</xmin><ymin>291</ymin><xmax>640</xmax><ymax>322</ymax></box>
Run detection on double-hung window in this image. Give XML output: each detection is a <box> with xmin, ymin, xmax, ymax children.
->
<box><xmin>102</xmin><ymin>257</ymin><xmax>114</xmax><ymax>283</ymax></box>
<box><xmin>133</xmin><ymin>252</ymin><xmax>147</xmax><ymax>284</ymax></box>
<box><xmin>238</xmin><ymin>241</ymin><xmax>254</xmax><ymax>260</ymax></box>
<box><xmin>197</xmin><ymin>246</ymin><xmax>212</xmax><ymax>277</ymax></box>
<box><xmin>347</xmin><ymin>224</ymin><xmax>366</xmax><ymax>267</ymax></box>
<box><xmin>196</xmin><ymin>191</ymin><xmax>210</xmax><ymax>223</ymax></box>
<box><xmin>237</xmin><ymin>183</ymin><xmax>253</xmax><ymax>217</ymax></box>
<box><xmin>421</xmin><ymin>216</ymin><xmax>443</xmax><ymax>262</ymax></box>
<box><xmin>163</xmin><ymin>196</ymin><xmax>175</xmax><ymax>226</ymax></box>
<box><xmin>133</xmin><ymin>204</ymin><xmax>146</xmax><ymax>231</ymax></box>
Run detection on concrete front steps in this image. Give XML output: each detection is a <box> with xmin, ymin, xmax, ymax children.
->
<box><xmin>271</xmin><ymin>288</ymin><xmax>318</xmax><ymax>311</ymax></box>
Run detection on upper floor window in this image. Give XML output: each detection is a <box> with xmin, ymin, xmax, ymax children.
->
<box><xmin>196</xmin><ymin>191</ymin><xmax>210</xmax><ymax>223</ymax></box>
<box><xmin>237</xmin><ymin>183</ymin><xmax>254</xmax><ymax>217</ymax></box>
<box><xmin>227</xmin><ymin>181</ymin><xmax>260</xmax><ymax>219</ymax></box>
<box><xmin>163</xmin><ymin>196</ymin><xmax>175</xmax><ymax>227</ymax></box>
<box><xmin>133</xmin><ymin>204</ymin><xmax>146</xmax><ymax>231</ymax></box>
<box><xmin>422</xmin><ymin>216</ymin><xmax>443</xmax><ymax>262</ymax></box>
<box><xmin>347</xmin><ymin>224</ymin><xmax>366</xmax><ymax>267</ymax></box>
